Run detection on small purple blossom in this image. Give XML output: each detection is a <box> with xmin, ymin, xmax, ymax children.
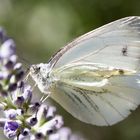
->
<box><xmin>15</xmin><ymin>70</ymin><xmax>24</xmax><ymax>81</ymax></box>
<box><xmin>5</xmin><ymin>121</ymin><xmax>19</xmax><ymax>131</ymax></box>
<box><xmin>46</xmin><ymin>106</ymin><xmax>56</xmax><ymax>120</ymax></box>
<box><xmin>22</xmin><ymin>128</ymin><xmax>30</xmax><ymax>136</ymax></box>
<box><xmin>16</xmin><ymin>128</ymin><xmax>30</xmax><ymax>140</ymax></box>
<box><xmin>0</xmin><ymin>39</ymin><xmax>15</xmax><ymax>59</ymax></box>
<box><xmin>35</xmin><ymin>132</ymin><xmax>44</xmax><ymax>139</ymax></box>
<box><xmin>5</xmin><ymin>109</ymin><xmax>17</xmax><ymax>119</ymax></box>
<box><xmin>30</xmin><ymin>133</ymin><xmax>44</xmax><ymax>140</ymax></box>
<box><xmin>53</xmin><ymin>116</ymin><xmax>64</xmax><ymax>129</ymax></box>
<box><xmin>8</xmin><ymin>83</ymin><xmax>17</xmax><ymax>92</ymax></box>
<box><xmin>14</xmin><ymin>62</ymin><xmax>22</xmax><ymax>70</ymax></box>
<box><xmin>16</xmin><ymin>109</ymin><xmax>24</xmax><ymax>115</ymax></box>
<box><xmin>26</xmin><ymin>117</ymin><xmax>38</xmax><ymax>126</ymax></box>
<box><xmin>14</xmin><ymin>96</ymin><xmax>25</xmax><ymax>106</ymax></box>
<box><xmin>23</xmin><ymin>84</ymin><xmax>32</xmax><ymax>101</ymax></box>
<box><xmin>29</xmin><ymin>102</ymin><xmax>40</xmax><ymax>112</ymax></box>
<box><xmin>4</xmin><ymin>121</ymin><xmax>19</xmax><ymax>139</ymax></box>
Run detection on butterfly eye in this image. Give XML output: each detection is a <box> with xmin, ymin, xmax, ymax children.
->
<box><xmin>34</xmin><ymin>66</ymin><xmax>40</xmax><ymax>73</ymax></box>
<box><xmin>46</xmin><ymin>74</ymin><xmax>49</xmax><ymax>78</ymax></box>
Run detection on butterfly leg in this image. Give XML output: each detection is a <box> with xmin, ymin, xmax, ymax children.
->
<box><xmin>40</xmin><ymin>92</ymin><xmax>51</xmax><ymax>103</ymax></box>
<box><xmin>24</xmin><ymin>71</ymin><xmax>30</xmax><ymax>81</ymax></box>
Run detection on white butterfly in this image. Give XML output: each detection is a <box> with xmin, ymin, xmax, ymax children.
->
<box><xmin>30</xmin><ymin>16</ymin><xmax>140</xmax><ymax>126</ymax></box>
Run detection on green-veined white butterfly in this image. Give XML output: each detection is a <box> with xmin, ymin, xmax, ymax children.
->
<box><xmin>30</xmin><ymin>16</ymin><xmax>140</xmax><ymax>126</ymax></box>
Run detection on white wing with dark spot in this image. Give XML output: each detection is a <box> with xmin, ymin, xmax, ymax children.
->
<box><xmin>49</xmin><ymin>16</ymin><xmax>140</xmax><ymax>71</ymax></box>
<box><xmin>49</xmin><ymin>16</ymin><xmax>140</xmax><ymax>126</ymax></box>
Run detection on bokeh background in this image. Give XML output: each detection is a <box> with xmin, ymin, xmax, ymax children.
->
<box><xmin>0</xmin><ymin>0</ymin><xmax>140</xmax><ymax>140</ymax></box>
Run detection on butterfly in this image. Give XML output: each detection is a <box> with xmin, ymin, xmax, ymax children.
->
<box><xmin>29</xmin><ymin>16</ymin><xmax>140</xmax><ymax>126</ymax></box>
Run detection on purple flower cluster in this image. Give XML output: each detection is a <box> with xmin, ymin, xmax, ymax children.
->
<box><xmin>0</xmin><ymin>28</ymin><xmax>85</xmax><ymax>140</ymax></box>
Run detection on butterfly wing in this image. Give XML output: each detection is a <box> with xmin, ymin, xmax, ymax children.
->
<box><xmin>49</xmin><ymin>16</ymin><xmax>140</xmax><ymax>71</ymax></box>
<box><xmin>49</xmin><ymin>16</ymin><xmax>140</xmax><ymax>126</ymax></box>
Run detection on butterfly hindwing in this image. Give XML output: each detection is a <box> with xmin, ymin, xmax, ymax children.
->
<box><xmin>50</xmin><ymin>61</ymin><xmax>140</xmax><ymax>126</ymax></box>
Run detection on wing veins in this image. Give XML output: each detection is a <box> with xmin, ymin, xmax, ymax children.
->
<box><xmin>63</xmin><ymin>83</ymin><xmax>110</xmax><ymax>125</ymax></box>
<box><xmin>81</xmin><ymin>93</ymin><xmax>110</xmax><ymax>125</ymax></box>
<box><xmin>98</xmin><ymin>94</ymin><xmax>126</xmax><ymax>118</ymax></box>
<box><xmin>49</xmin><ymin>17</ymin><xmax>140</xmax><ymax>67</ymax></box>
<box><xmin>70</xmin><ymin>44</ymin><xmax>110</xmax><ymax>64</ymax></box>
<box><xmin>106</xmin><ymin>86</ymin><xmax>138</xmax><ymax>106</ymax></box>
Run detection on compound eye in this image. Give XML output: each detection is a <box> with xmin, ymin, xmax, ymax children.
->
<box><xmin>34</xmin><ymin>66</ymin><xmax>40</xmax><ymax>73</ymax></box>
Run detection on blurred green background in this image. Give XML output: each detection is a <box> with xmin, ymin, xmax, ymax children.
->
<box><xmin>0</xmin><ymin>0</ymin><xmax>140</xmax><ymax>140</ymax></box>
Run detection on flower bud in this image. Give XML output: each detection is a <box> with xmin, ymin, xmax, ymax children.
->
<box><xmin>0</xmin><ymin>39</ymin><xmax>16</xmax><ymax>58</ymax></box>
<box><xmin>14</xmin><ymin>96</ymin><xmax>24</xmax><ymax>107</ymax></box>
<box><xmin>4</xmin><ymin>121</ymin><xmax>19</xmax><ymax>139</ymax></box>
<box><xmin>46</xmin><ymin>106</ymin><xmax>56</xmax><ymax>120</ymax></box>
<box><xmin>8</xmin><ymin>83</ymin><xmax>17</xmax><ymax>92</ymax></box>
<box><xmin>26</xmin><ymin>116</ymin><xmax>37</xmax><ymax>126</ymax></box>
<box><xmin>4</xmin><ymin>109</ymin><xmax>17</xmax><ymax>119</ymax></box>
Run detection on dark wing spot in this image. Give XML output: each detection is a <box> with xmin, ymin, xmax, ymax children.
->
<box><xmin>122</xmin><ymin>47</ymin><xmax>127</xmax><ymax>56</ymax></box>
<box><xmin>119</xmin><ymin>69</ymin><xmax>124</xmax><ymax>74</ymax></box>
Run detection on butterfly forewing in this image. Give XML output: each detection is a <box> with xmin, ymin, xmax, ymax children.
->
<box><xmin>48</xmin><ymin>16</ymin><xmax>140</xmax><ymax>126</ymax></box>
<box><xmin>49</xmin><ymin>16</ymin><xmax>140</xmax><ymax>71</ymax></box>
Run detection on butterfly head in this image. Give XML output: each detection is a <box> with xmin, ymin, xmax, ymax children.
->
<box><xmin>30</xmin><ymin>63</ymin><xmax>51</xmax><ymax>92</ymax></box>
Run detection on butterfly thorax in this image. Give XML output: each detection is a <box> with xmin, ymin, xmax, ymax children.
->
<box><xmin>30</xmin><ymin>63</ymin><xmax>53</xmax><ymax>94</ymax></box>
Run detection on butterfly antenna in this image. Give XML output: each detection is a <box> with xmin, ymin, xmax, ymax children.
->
<box><xmin>24</xmin><ymin>66</ymin><xmax>32</xmax><ymax>81</ymax></box>
<box><xmin>21</xmin><ymin>57</ymin><xmax>31</xmax><ymax>65</ymax></box>
<box><xmin>17</xmin><ymin>53</ymin><xmax>32</xmax><ymax>81</ymax></box>
<box><xmin>17</xmin><ymin>48</ymin><xmax>31</xmax><ymax>67</ymax></box>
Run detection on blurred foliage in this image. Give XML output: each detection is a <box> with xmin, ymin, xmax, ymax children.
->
<box><xmin>0</xmin><ymin>0</ymin><xmax>140</xmax><ymax>140</ymax></box>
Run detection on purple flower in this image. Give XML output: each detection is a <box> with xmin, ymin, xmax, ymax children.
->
<box><xmin>35</xmin><ymin>132</ymin><xmax>44</xmax><ymax>139</ymax></box>
<box><xmin>15</xmin><ymin>128</ymin><xmax>30</xmax><ymax>140</ymax></box>
<box><xmin>17</xmin><ymin>81</ymin><xmax>24</xmax><ymax>89</ymax></box>
<box><xmin>22</xmin><ymin>128</ymin><xmax>30</xmax><ymax>136</ymax></box>
<box><xmin>23</xmin><ymin>84</ymin><xmax>32</xmax><ymax>101</ymax></box>
<box><xmin>6</xmin><ymin>121</ymin><xmax>19</xmax><ymax>131</ymax></box>
<box><xmin>8</xmin><ymin>83</ymin><xmax>17</xmax><ymax>92</ymax></box>
<box><xmin>4</xmin><ymin>121</ymin><xmax>19</xmax><ymax>139</ymax></box>
<box><xmin>14</xmin><ymin>96</ymin><xmax>25</xmax><ymax>106</ymax></box>
<box><xmin>0</xmin><ymin>39</ymin><xmax>16</xmax><ymax>59</ymax></box>
<box><xmin>49</xmin><ymin>127</ymin><xmax>71</xmax><ymax>140</ymax></box>
<box><xmin>30</xmin><ymin>133</ymin><xmax>44</xmax><ymax>140</ymax></box>
<box><xmin>39</xmin><ymin>115</ymin><xmax>64</xmax><ymax>136</ymax></box>
<box><xmin>3</xmin><ymin>55</ymin><xmax>16</xmax><ymax>69</ymax></box>
<box><xmin>53</xmin><ymin>115</ymin><xmax>64</xmax><ymax>129</ymax></box>
<box><xmin>15</xmin><ymin>70</ymin><xmax>24</xmax><ymax>81</ymax></box>
<box><xmin>26</xmin><ymin>116</ymin><xmax>38</xmax><ymax>126</ymax></box>
<box><xmin>4</xmin><ymin>109</ymin><xmax>17</xmax><ymax>119</ymax></box>
<box><xmin>49</xmin><ymin>127</ymin><xmax>85</xmax><ymax>140</ymax></box>
<box><xmin>29</xmin><ymin>102</ymin><xmax>40</xmax><ymax>112</ymax></box>
<box><xmin>16</xmin><ymin>109</ymin><xmax>24</xmax><ymax>116</ymax></box>
<box><xmin>14</xmin><ymin>63</ymin><xmax>22</xmax><ymax>70</ymax></box>
<box><xmin>46</xmin><ymin>106</ymin><xmax>56</xmax><ymax>120</ymax></box>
